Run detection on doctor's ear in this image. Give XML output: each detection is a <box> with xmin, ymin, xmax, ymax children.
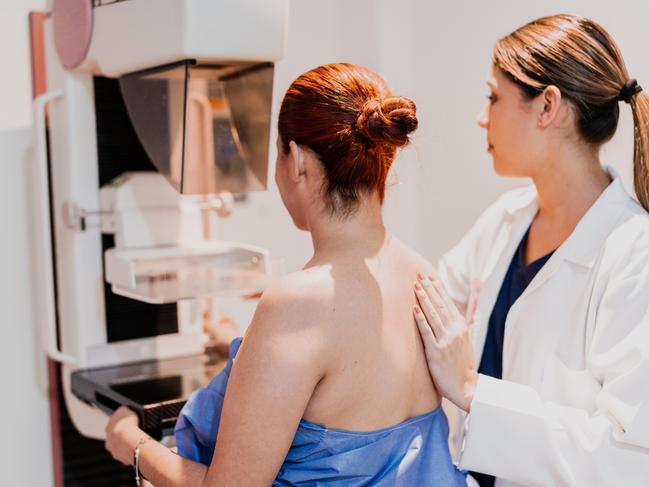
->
<box><xmin>536</xmin><ymin>85</ymin><xmax>563</xmax><ymax>129</ymax></box>
<box><xmin>287</xmin><ymin>140</ymin><xmax>306</xmax><ymax>181</ymax></box>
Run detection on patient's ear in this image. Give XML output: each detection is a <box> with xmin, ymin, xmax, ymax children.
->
<box><xmin>288</xmin><ymin>141</ymin><xmax>305</xmax><ymax>183</ymax></box>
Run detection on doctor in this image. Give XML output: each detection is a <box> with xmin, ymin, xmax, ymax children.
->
<box><xmin>413</xmin><ymin>14</ymin><xmax>649</xmax><ymax>487</ymax></box>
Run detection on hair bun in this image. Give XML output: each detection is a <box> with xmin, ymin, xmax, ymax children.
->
<box><xmin>355</xmin><ymin>96</ymin><xmax>418</xmax><ymax>147</ymax></box>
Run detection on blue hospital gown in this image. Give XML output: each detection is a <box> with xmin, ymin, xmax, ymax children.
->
<box><xmin>175</xmin><ymin>338</ymin><xmax>467</xmax><ymax>486</ymax></box>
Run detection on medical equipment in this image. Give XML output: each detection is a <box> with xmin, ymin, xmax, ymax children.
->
<box><xmin>31</xmin><ymin>0</ymin><xmax>287</xmax><ymax>451</ymax></box>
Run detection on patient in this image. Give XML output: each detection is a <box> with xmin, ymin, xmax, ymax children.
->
<box><xmin>105</xmin><ymin>63</ymin><xmax>466</xmax><ymax>487</ymax></box>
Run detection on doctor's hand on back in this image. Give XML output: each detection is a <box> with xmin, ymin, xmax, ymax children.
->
<box><xmin>414</xmin><ymin>273</ymin><xmax>479</xmax><ymax>413</ymax></box>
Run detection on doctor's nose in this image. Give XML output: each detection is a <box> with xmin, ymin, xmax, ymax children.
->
<box><xmin>476</xmin><ymin>105</ymin><xmax>488</xmax><ymax>129</ymax></box>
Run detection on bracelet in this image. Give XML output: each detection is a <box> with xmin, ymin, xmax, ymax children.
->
<box><xmin>133</xmin><ymin>435</ymin><xmax>152</xmax><ymax>487</ymax></box>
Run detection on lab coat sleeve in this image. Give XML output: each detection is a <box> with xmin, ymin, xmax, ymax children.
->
<box><xmin>458</xmin><ymin>251</ymin><xmax>649</xmax><ymax>487</ymax></box>
<box><xmin>437</xmin><ymin>202</ymin><xmax>501</xmax><ymax>315</ymax></box>
<box><xmin>437</xmin><ymin>239</ymin><xmax>472</xmax><ymax>315</ymax></box>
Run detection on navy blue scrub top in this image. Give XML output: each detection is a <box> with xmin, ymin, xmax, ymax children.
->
<box><xmin>471</xmin><ymin>228</ymin><xmax>554</xmax><ymax>487</ymax></box>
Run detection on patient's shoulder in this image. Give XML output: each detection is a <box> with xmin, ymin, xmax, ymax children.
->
<box><xmin>392</xmin><ymin>239</ymin><xmax>437</xmax><ymax>276</ymax></box>
<box><xmin>242</xmin><ymin>267</ymin><xmax>334</xmax><ymax>370</ymax></box>
<box><xmin>248</xmin><ymin>267</ymin><xmax>335</xmax><ymax>334</ymax></box>
<box><xmin>261</xmin><ymin>266</ymin><xmax>333</xmax><ymax>309</ymax></box>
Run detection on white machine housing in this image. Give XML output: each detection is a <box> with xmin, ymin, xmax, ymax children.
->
<box><xmin>82</xmin><ymin>0</ymin><xmax>288</xmax><ymax>77</ymax></box>
<box><xmin>33</xmin><ymin>0</ymin><xmax>288</xmax><ymax>438</ymax></box>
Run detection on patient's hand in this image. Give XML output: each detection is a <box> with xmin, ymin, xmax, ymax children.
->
<box><xmin>105</xmin><ymin>406</ymin><xmax>147</xmax><ymax>466</ymax></box>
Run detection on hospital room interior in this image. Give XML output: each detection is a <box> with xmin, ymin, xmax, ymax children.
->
<box><xmin>1</xmin><ymin>0</ymin><xmax>649</xmax><ymax>486</ymax></box>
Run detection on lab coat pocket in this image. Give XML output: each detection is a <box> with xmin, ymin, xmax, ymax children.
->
<box><xmin>541</xmin><ymin>354</ymin><xmax>601</xmax><ymax>412</ymax></box>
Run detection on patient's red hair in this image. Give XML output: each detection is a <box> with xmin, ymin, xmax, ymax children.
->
<box><xmin>278</xmin><ymin>63</ymin><xmax>417</xmax><ymax>216</ymax></box>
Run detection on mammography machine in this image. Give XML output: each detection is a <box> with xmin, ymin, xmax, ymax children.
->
<box><xmin>30</xmin><ymin>0</ymin><xmax>288</xmax><ymax>483</ymax></box>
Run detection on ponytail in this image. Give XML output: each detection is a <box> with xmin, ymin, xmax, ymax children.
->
<box><xmin>631</xmin><ymin>92</ymin><xmax>649</xmax><ymax>211</ymax></box>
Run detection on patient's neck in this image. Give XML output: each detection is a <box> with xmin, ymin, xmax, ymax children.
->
<box><xmin>308</xmin><ymin>194</ymin><xmax>387</xmax><ymax>259</ymax></box>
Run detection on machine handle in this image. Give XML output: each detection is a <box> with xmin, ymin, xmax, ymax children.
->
<box><xmin>33</xmin><ymin>90</ymin><xmax>77</xmax><ymax>365</ymax></box>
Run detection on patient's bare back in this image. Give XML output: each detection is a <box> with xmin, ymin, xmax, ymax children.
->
<box><xmin>290</xmin><ymin>237</ymin><xmax>440</xmax><ymax>431</ymax></box>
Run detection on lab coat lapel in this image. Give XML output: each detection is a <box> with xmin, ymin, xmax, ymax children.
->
<box><xmin>472</xmin><ymin>195</ymin><xmax>537</xmax><ymax>366</ymax></box>
<box><xmin>501</xmin><ymin>172</ymin><xmax>630</xmax><ymax>372</ymax></box>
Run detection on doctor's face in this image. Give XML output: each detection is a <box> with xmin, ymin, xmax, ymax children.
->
<box><xmin>477</xmin><ymin>65</ymin><xmax>541</xmax><ymax>178</ymax></box>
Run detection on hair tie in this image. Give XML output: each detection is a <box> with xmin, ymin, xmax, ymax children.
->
<box><xmin>618</xmin><ymin>79</ymin><xmax>643</xmax><ymax>104</ymax></box>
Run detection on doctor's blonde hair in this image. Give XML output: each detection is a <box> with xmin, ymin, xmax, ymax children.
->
<box><xmin>493</xmin><ymin>14</ymin><xmax>649</xmax><ymax>210</ymax></box>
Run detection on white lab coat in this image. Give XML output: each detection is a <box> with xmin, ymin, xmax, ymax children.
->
<box><xmin>437</xmin><ymin>169</ymin><xmax>649</xmax><ymax>487</ymax></box>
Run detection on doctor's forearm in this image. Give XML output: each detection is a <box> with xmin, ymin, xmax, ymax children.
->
<box><xmin>138</xmin><ymin>439</ymin><xmax>209</xmax><ymax>487</ymax></box>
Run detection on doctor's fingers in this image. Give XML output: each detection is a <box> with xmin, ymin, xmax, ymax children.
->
<box><xmin>416</xmin><ymin>277</ymin><xmax>454</xmax><ymax>323</ymax></box>
<box><xmin>414</xmin><ymin>285</ymin><xmax>446</xmax><ymax>338</ymax></box>
<box><xmin>414</xmin><ymin>305</ymin><xmax>438</xmax><ymax>347</ymax></box>
<box><xmin>426</xmin><ymin>274</ymin><xmax>461</xmax><ymax>320</ymax></box>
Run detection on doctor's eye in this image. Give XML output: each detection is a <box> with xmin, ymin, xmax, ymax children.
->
<box><xmin>487</xmin><ymin>94</ymin><xmax>498</xmax><ymax>103</ymax></box>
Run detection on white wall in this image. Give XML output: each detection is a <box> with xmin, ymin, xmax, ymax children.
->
<box><xmin>0</xmin><ymin>3</ymin><xmax>54</xmax><ymax>486</ymax></box>
<box><xmin>217</xmin><ymin>0</ymin><xmax>649</xmax><ymax>276</ymax></box>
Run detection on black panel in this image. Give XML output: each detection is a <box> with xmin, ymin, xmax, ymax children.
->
<box><xmin>94</xmin><ymin>76</ymin><xmax>158</xmax><ymax>186</ymax></box>
<box><xmin>57</xmin><ymin>363</ymin><xmax>136</xmax><ymax>487</ymax></box>
<box><xmin>94</xmin><ymin>77</ymin><xmax>178</xmax><ymax>342</ymax></box>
